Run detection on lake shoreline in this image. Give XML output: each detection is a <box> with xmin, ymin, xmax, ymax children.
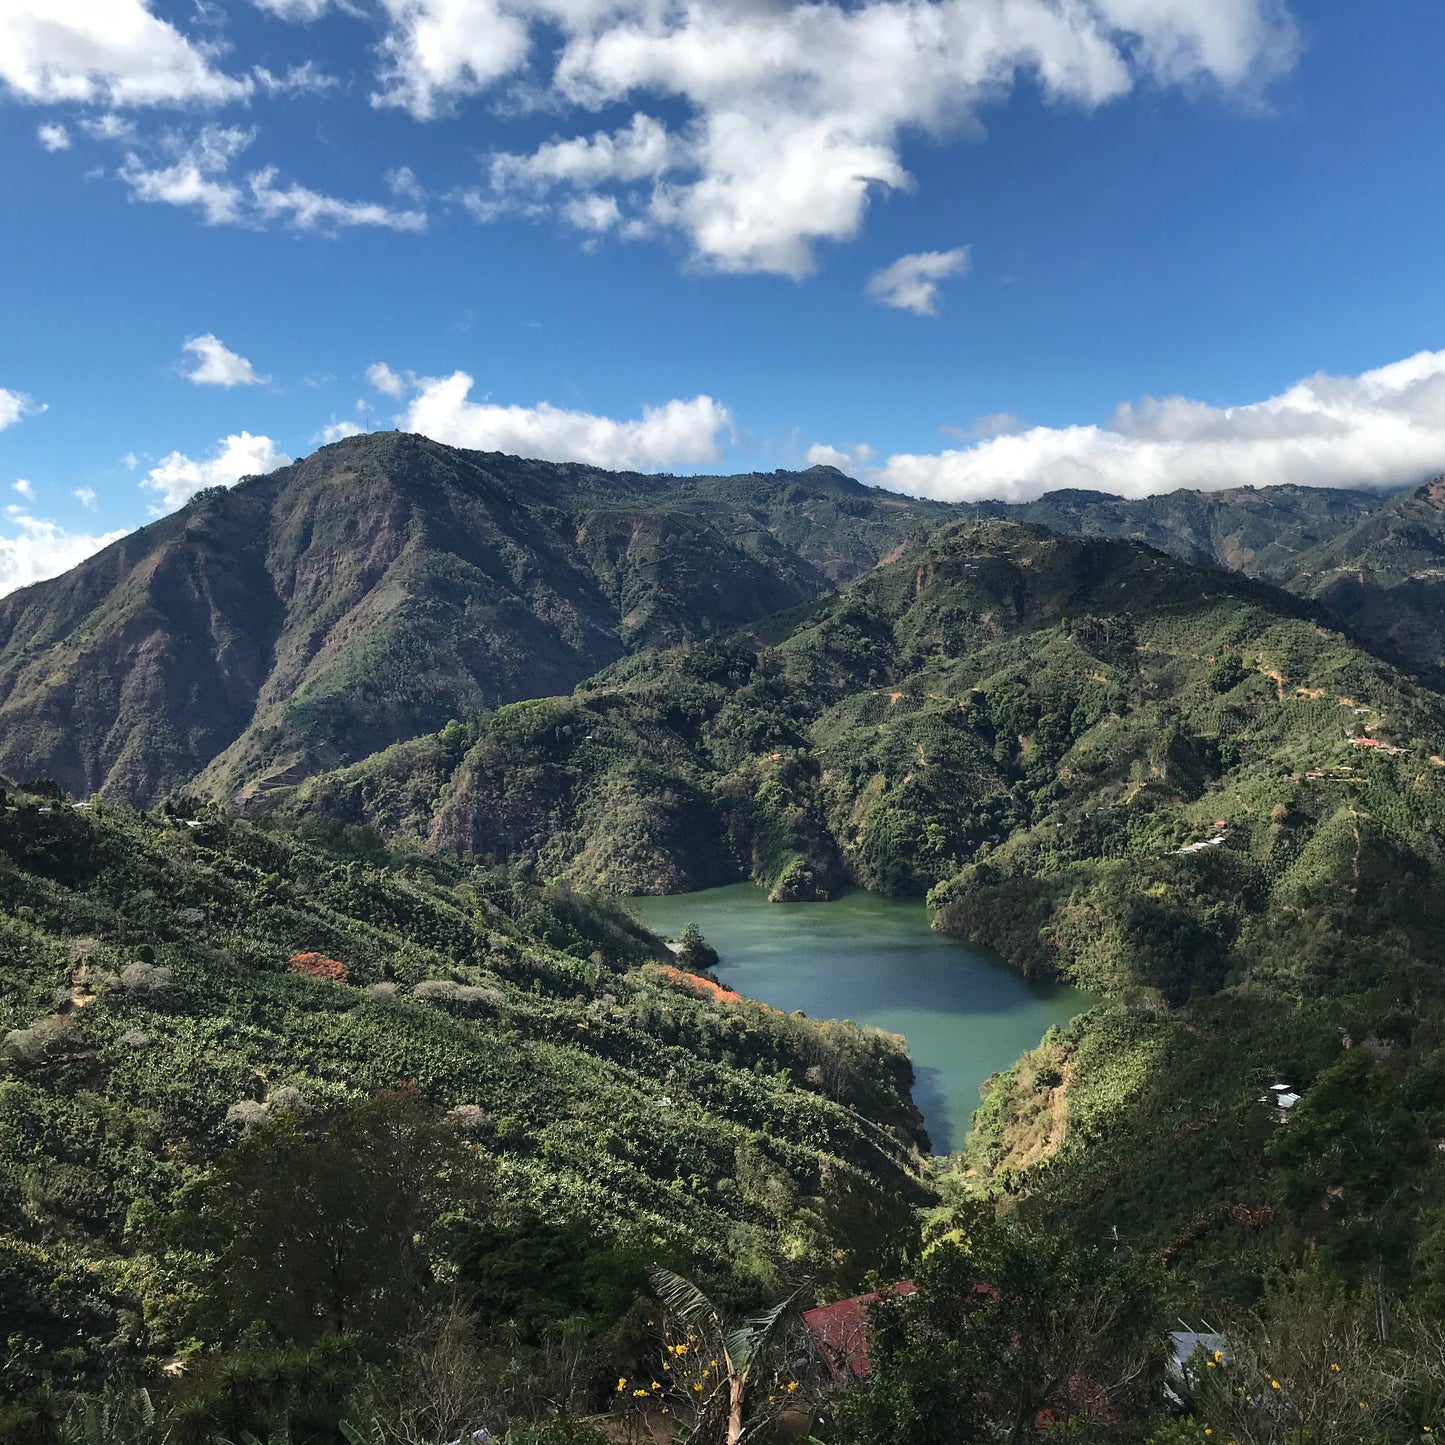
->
<box><xmin>625</xmin><ymin>882</ymin><xmax>1097</xmax><ymax>1154</ymax></box>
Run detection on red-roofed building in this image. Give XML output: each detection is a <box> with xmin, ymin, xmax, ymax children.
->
<box><xmin>803</xmin><ymin>1282</ymin><xmax>916</xmax><ymax>1383</ymax></box>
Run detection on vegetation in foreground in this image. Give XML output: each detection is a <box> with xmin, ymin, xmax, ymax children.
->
<box><xmin>0</xmin><ymin>785</ymin><xmax>925</xmax><ymax>1440</ymax></box>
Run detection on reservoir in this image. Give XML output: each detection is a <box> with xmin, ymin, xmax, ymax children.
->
<box><xmin>626</xmin><ymin>883</ymin><xmax>1097</xmax><ymax>1154</ymax></box>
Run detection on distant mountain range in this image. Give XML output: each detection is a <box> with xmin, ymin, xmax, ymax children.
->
<box><xmin>0</xmin><ymin>429</ymin><xmax>1440</xmax><ymax>808</ymax></box>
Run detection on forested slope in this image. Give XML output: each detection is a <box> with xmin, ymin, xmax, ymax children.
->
<box><xmin>0</xmin><ymin>784</ymin><xmax>926</xmax><ymax>1404</ymax></box>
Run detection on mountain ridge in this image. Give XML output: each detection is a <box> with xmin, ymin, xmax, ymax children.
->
<box><xmin>0</xmin><ymin>434</ymin><xmax>950</xmax><ymax>806</ymax></box>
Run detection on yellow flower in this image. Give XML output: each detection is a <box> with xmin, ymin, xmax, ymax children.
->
<box><xmin>633</xmin><ymin>1389</ymin><xmax>649</xmax><ymax>1398</ymax></box>
<box><xmin>1330</xmin><ymin>1363</ymin><xmax>1339</xmax><ymax>1371</ymax></box>
<box><xmin>617</xmin><ymin>1379</ymin><xmax>627</xmax><ymax>1392</ymax></box>
<box><xmin>1214</xmin><ymin>1351</ymin><xmax>1223</xmax><ymax>1362</ymax></box>
<box><xmin>1360</xmin><ymin>1402</ymin><xmax>1368</xmax><ymax>1409</ymax></box>
<box><xmin>651</xmin><ymin>1382</ymin><xmax>661</xmax><ymax>1390</ymax></box>
<box><xmin>1271</xmin><ymin>1381</ymin><xmax>1280</xmax><ymax>1390</ymax></box>
<box><xmin>786</xmin><ymin>1381</ymin><xmax>798</xmax><ymax>1393</ymax></box>
<box><xmin>1205</xmin><ymin>1431</ymin><xmax>1212</xmax><ymax>1437</ymax></box>
<box><xmin>1206</xmin><ymin>1361</ymin><xmax>1216</xmax><ymax>1368</ymax></box>
<box><xmin>694</xmin><ymin>1384</ymin><xmax>703</xmax><ymax>1393</ymax></box>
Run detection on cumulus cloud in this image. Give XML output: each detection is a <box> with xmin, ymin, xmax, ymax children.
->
<box><xmin>118</xmin><ymin>126</ymin><xmax>427</xmax><ymax>233</ymax></box>
<box><xmin>806</xmin><ymin>441</ymin><xmax>877</xmax><ymax>470</ymax></box>
<box><xmin>441</xmin><ymin>0</ymin><xmax>1298</xmax><ymax>275</ymax></box>
<box><xmin>73</xmin><ymin>487</ymin><xmax>98</xmax><ymax>509</ymax></box>
<box><xmin>317</xmin><ymin>420</ymin><xmax>364</xmax><ymax>443</ymax></box>
<box><xmin>182</xmin><ymin>334</ymin><xmax>266</xmax><ymax>387</ymax></box>
<box><xmin>867</xmin><ymin>247</ymin><xmax>971</xmax><ymax>315</ymax></box>
<box><xmin>0</xmin><ymin>388</ymin><xmax>43</xmax><ymax>432</ymax></box>
<box><xmin>141</xmin><ymin>432</ymin><xmax>291</xmax><ymax>511</ymax></box>
<box><xmin>866</xmin><ymin>350</ymin><xmax>1445</xmax><ymax>503</ymax></box>
<box><xmin>395</xmin><ymin>369</ymin><xmax>732</xmax><ymax>469</ymax></box>
<box><xmin>12</xmin><ymin>479</ymin><xmax>34</xmax><ymax>499</ymax></box>
<box><xmin>0</xmin><ymin>0</ymin><xmax>249</xmax><ymax>107</ymax></box>
<box><xmin>366</xmin><ymin>362</ymin><xmax>406</xmax><ymax>397</ymax></box>
<box><xmin>0</xmin><ymin>513</ymin><xmax>128</xmax><ymax>598</ymax></box>
<box><xmin>372</xmin><ymin>0</ymin><xmax>531</xmax><ymax>120</ymax></box>
<box><xmin>36</xmin><ymin>122</ymin><xmax>70</xmax><ymax>151</ymax></box>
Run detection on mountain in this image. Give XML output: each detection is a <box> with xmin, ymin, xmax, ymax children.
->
<box><xmin>990</xmin><ymin>482</ymin><xmax>1388</xmax><ymax>576</ymax></box>
<box><xmin>1258</xmin><ymin>475</ymin><xmax>1445</xmax><ymax>680</ymax></box>
<box><xmin>0</xmin><ymin>434</ymin><xmax>948</xmax><ymax>807</ymax></box>
<box><xmin>283</xmin><ymin>518</ymin><xmax>1445</xmax><ymax>1000</ymax></box>
<box><xmin>985</xmin><ymin>479</ymin><xmax>1445</xmax><ymax>681</ymax></box>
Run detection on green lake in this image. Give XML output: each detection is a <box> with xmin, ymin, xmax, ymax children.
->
<box><xmin>625</xmin><ymin>883</ymin><xmax>1097</xmax><ymax>1154</ymax></box>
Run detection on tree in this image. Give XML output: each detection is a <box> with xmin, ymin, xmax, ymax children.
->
<box><xmin>675</xmin><ymin>923</ymin><xmax>720</xmax><ymax>973</ymax></box>
<box><xmin>192</xmin><ymin>1090</ymin><xmax>491</xmax><ymax>1345</ymax></box>
<box><xmin>647</xmin><ymin>1267</ymin><xmax>800</xmax><ymax>1445</ymax></box>
<box><xmin>837</xmin><ymin>1208</ymin><xmax>1163</xmax><ymax>1445</ymax></box>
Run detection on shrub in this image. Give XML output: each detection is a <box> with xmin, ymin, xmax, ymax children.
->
<box><xmin>445</xmin><ymin>1105</ymin><xmax>494</xmax><ymax>1137</ymax></box>
<box><xmin>287</xmin><ymin>952</ymin><xmax>349</xmax><ymax>985</ymax></box>
<box><xmin>414</xmin><ymin>980</ymin><xmax>504</xmax><ymax>1010</ymax></box>
<box><xmin>117</xmin><ymin>961</ymin><xmax>174</xmax><ymax>993</ymax></box>
<box><xmin>225</xmin><ymin>1100</ymin><xmax>271</xmax><ymax>1130</ymax></box>
<box><xmin>1</xmin><ymin>1014</ymin><xmax>72</xmax><ymax>1065</ymax></box>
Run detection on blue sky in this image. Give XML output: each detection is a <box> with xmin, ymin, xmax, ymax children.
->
<box><xmin>2</xmin><ymin>0</ymin><xmax>1444</xmax><ymax>590</ymax></box>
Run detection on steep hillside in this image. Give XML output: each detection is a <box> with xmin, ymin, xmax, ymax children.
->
<box><xmin>1261</xmin><ymin>475</ymin><xmax>1445</xmax><ymax>680</ymax></box>
<box><xmin>284</xmin><ymin>520</ymin><xmax>1445</xmax><ymax>1003</ymax></box>
<box><xmin>0</xmin><ymin>784</ymin><xmax>925</xmax><ymax>1394</ymax></box>
<box><xmin>0</xmin><ymin>435</ymin><xmax>947</xmax><ymax>807</ymax></box>
<box><xmin>986</xmin><ymin>479</ymin><xmax>1445</xmax><ymax>680</ymax></box>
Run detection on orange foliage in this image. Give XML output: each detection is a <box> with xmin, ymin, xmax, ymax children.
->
<box><xmin>287</xmin><ymin>951</ymin><xmax>349</xmax><ymax>985</ymax></box>
<box><xmin>646</xmin><ymin>964</ymin><xmax>779</xmax><ymax>1013</ymax></box>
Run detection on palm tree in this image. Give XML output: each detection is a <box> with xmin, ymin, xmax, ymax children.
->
<box><xmin>648</xmin><ymin>1267</ymin><xmax>799</xmax><ymax>1445</ymax></box>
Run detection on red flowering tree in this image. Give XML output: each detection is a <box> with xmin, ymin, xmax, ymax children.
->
<box><xmin>287</xmin><ymin>952</ymin><xmax>349</xmax><ymax>985</ymax></box>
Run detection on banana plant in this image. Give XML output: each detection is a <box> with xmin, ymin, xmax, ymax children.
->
<box><xmin>647</xmin><ymin>1267</ymin><xmax>800</xmax><ymax>1445</ymax></box>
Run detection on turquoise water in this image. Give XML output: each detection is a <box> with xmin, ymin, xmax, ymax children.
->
<box><xmin>626</xmin><ymin>884</ymin><xmax>1097</xmax><ymax>1154</ymax></box>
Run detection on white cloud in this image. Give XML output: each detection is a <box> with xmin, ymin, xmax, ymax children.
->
<box><xmin>0</xmin><ymin>388</ymin><xmax>43</xmax><ymax>432</ymax></box>
<box><xmin>121</xmin><ymin>452</ymin><xmax>139</xmax><ymax>471</ymax></box>
<box><xmin>252</xmin><ymin>0</ymin><xmax>337</xmax><ymax>16</ymax></box>
<box><xmin>0</xmin><ymin>513</ymin><xmax>128</xmax><ymax>597</ymax></box>
<box><xmin>118</xmin><ymin>124</ymin><xmax>252</xmax><ymax>224</ymax></box>
<box><xmin>141</xmin><ymin>432</ymin><xmax>291</xmax><ymax>511</ymax></box>
<box><xmin>80</xmin><ymin>112</ymin><xmax>136</xmax><ymax>142</ymax></box>
<box><xmin>117</xmin><ymin>126</ymin><xmax>427</xmax><ymax>233</ymax></box>
<box><xmin>182</xmin><ymin>333</ymin><xmax>266</xmax><ymax>387</ymax></box>
<box><xmin>386</xmin><ymin>165</ymin><xmax>426</xmax><ymax>200</ymax></box>
<box><xmin>252</xmin><ymin>61</ymin><xmax>341</xmax><ymax>96</ymax></box>
<box><xmin>372</xmin><ymin>0</ymin><xmax>532</xmax><ymax>120</ymax></box>
<box><xmin>869</xmin><ymin>349</ymin><xmax>1445</xmax><ymax>503</ymax></box>
<box><xmin>806</xmin><ymin>442</ymin><xmax>876</xmax><ymax>470</ymax></box>
<box><xmin>867</xmin><ymin>246</ymin><xmax>971</xmax><ymax>315</ymax></box>
<box><xmin>396</xmin><ymin>369</ymin><xmax>732</xmax><ymax>469</ymax></box>
<box><xmin>73</xmin><ymin>487</ymin><xmax>97</xmax><ymax>509</ymax></box>
<box><xmin>445</xmin><ymin>0</ymin><xmax>1297</xmax><ymax>275</ymax></box>
<box><xmin>248</xmin><ymin>167</ymin><xmax>428</xmax><ymax>232</ymax></box>
<box><xmin>36</xmin><ymin>121</ymin><xmax>70</xmax><ymax>151</ymax></box>
<box><xmin>318</xmin><ymin>420</ymin><xmax>364</xmax><ymax>443</ymax></box>
<box><xmin>366</xmin><ymin>361</ymin><xmax>406</xmax><ymax>397</ymax></box>
<box><xmin>0</xmin><ymin>0</ymin><xmax>250</xmax><ymax>107</ymax></box>
<box><xmin>12</xmin><ymin>479</ymin><xmax>34</xmax><ymax>499</ymax></box>
<box><xmin>562</xmin><ymin>192</ymin><xmax>621</xmax><ymax>233</ymax></box>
